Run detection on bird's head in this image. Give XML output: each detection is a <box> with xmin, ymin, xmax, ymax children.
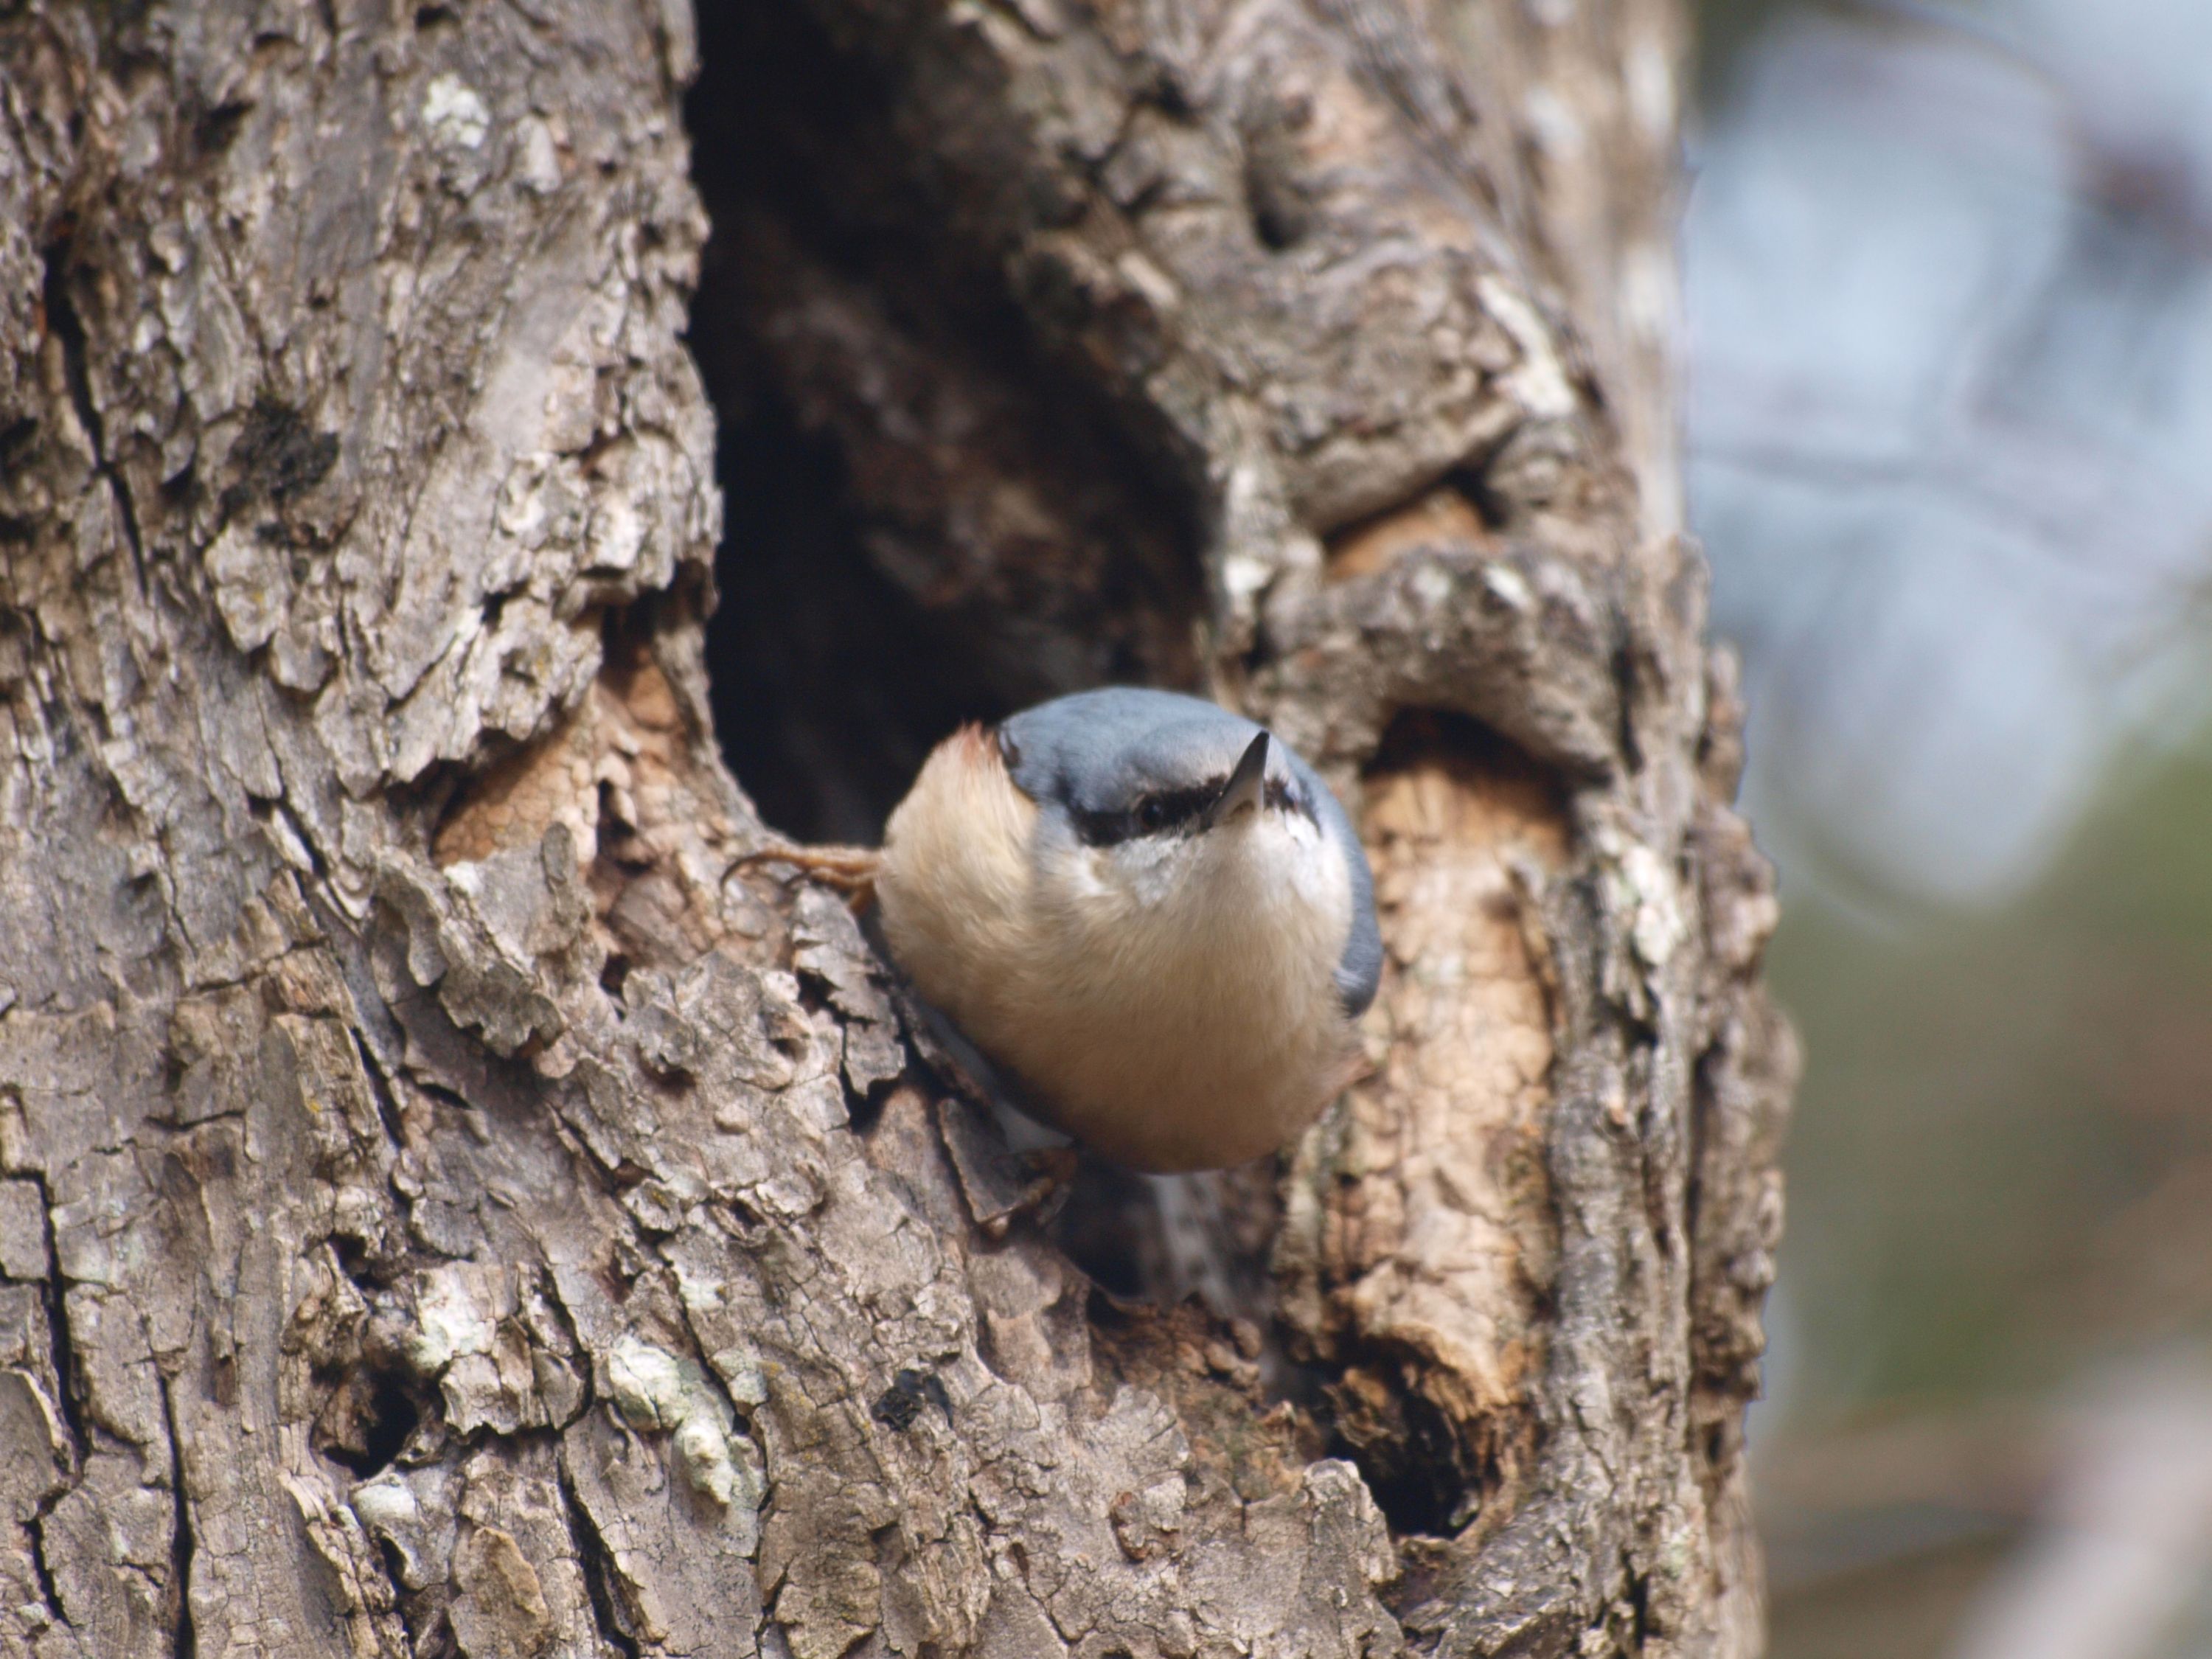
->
<box><xmin>994</xmin><ymin>688</ymin><xmax>1382</xmax><ymax>1015</ymax></box>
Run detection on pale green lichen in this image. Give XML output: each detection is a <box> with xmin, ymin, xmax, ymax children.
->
<box><xmin>423</xmin><ymin>75</ymin><xmax>491</xmax><ymax>152</ymax></box>
<box><xmin>407</xmin><ymin>1263</ymin><xmax>499</xmax><ymax>1377</ymax></box>
<box><xmin>607</xmin><ymin>1335</ymin><xmax>687</xmax><ymax>1431</ymax></box>
<box><xmin>607</xmin><ymin>1335</ymin><xmax>765</xmax><ymax>1513</ymax></box>
<box><xmin>1618</xmin><ymin>843</ymin><xmax>1687</xmax><ymax>970</ymax></box>
<box><xmin>1478</xmin><ymin>276</ymin><xmax>1578</xmax><ymax>420</ymax></box>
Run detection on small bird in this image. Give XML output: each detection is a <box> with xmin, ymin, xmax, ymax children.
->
<box><xmin>872</xmin><ymin>688</ymin><xmax>1381</xmax><ymax>1173</ymax></box>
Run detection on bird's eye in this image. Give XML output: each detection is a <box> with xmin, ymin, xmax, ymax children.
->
<box><xmin>1137</xmin><ymin>796</ymin><xmax>1169</xmax><ymax>832</ymax></box>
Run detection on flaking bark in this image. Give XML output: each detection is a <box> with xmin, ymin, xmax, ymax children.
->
<box><xmin>0</xmin><ymin>2</ymin><xmax>1790</xmax><ymax>1657</ymax></box>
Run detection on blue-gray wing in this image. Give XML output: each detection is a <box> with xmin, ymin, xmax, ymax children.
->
<box><xmin>1306</xmin><ymin>764</ymin><xmax>1382</xmax><ymax>1018</ymax></box>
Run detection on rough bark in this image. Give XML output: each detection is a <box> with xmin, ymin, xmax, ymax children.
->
<box><xmin>0</xmin><ymin>1</ymin><xmax>1790</xmax><ymax>1658</ymax></box>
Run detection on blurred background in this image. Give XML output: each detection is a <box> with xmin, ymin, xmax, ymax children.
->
<box><xmin>1682</xmin><ymin>0</ymin><xmax>2212</xmax><ymax>1651</ymax></box>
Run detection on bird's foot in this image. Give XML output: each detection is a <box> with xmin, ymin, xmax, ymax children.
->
<box><xmin>1014</xmin><ymin>1146</ymin><xmax>1080</xmax><ymax>1225</ymax></box>
<box><xmin>730</xmin><ymin>840</ymin><xmax>881</xmax><ymax>905</ymax></box>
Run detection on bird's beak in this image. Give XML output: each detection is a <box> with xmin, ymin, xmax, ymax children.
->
<box><xmin>1202</xmin><ymin>732</ymin><xmax>1270</xmax><ymax>831</ymax></box>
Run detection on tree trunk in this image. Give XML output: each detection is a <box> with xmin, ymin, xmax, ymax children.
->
<box><xmin>0</xmin><ymin>1</ymin><xmax>1791</xmax><ymax>1656</ymax></box>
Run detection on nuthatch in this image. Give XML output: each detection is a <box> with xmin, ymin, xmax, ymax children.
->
<box><xmin>874</xmin><ymin>688</ymin><xmax>1381</xmax><ymax>1173</ymax></box>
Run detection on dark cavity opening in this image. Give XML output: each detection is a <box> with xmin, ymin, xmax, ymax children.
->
<box><xmin>1366</xmin><ymin>706</ymin><xmax>1571</xmax><ymax>824</ymax></box>
<box><xmin>1323</xmin><ymin>1369</ymin><xmax>1481</xmax><ymax>1540</ymax></box>
<box><xmin>682</xmin><ymin>1</ymin><xmax>1206</xmax><ymax>844</ymax></box>
<box><xmin>318</xmin><ymin>1361</ymin><xmax>424</xmax><ymax>1480</ymax></box>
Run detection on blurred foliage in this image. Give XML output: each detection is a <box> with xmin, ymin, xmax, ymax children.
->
<box><xmin>1771</xmin><ymin>727</ymin><xmax>2212</xmax><ymax>1420</ymax></box>
<box><xmin>1683</xmin><ymin>6</ymin><xmax>2212</xmax><ymax>1652</ymax></box>
<box><xmin>1770</xmin><ymin>1537</ymin><xmax>2011</xmax><ymax>1659</ymax></box>
<box><xmin>1755</xmin><ymin>721</ymin><xmax>2212</xmax><ymax>1659</ymax></box>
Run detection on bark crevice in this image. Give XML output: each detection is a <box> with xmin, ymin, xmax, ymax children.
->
<box><xmin>156</xmin><ymin>1374</ymin><xmax>196</xmax><ymax>1659</ymax></box>
<box><xmin>29</xmin><ymin>1172</ymin><xmax>86</xmax><ymax>1464</ymax></box>
<box><xmin>39</xmin><ymin>244</ymin><xmax>148</xmax><ymax>595</ymax></box>
<box><xmin>559</xmin><ymin>1460</ymin><xmax>648</xmax><ymax>1659</ymax></box>
<box><xmin>25</xmin><ymin>1508</ymin><xmax>69</xmax><ymax>1633</ymax></box>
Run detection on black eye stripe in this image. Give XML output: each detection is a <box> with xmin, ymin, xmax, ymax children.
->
<box><xmin>1068</xmin><ymin>772</ymin><xmax>1317</xmax><ymax>846</ymax></box>
<box><xmin>1071</xmin><ymin>783</ymin><xmax>1215</xmax><ymax>846</ymax></box>
<box><xmin>1144</xmin><ymin>786</ymin><xmax>1214</xmax><ymax>830</ymax></box>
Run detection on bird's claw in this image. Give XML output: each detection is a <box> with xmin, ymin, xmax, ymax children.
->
<box><xmin>730</xmin><ymin>841</ymin><xmax>881</xmax><ymax>905</ymax></box>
